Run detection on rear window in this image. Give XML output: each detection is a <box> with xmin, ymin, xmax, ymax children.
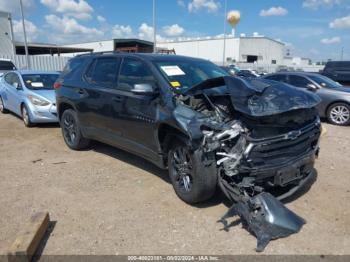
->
<box><xmin>84</xmin><ymin>57</ymin><xmax>120</xmax><ymax>87</ymax></box>
<box><xmin>61</xmin><ymin>57</ymin><xmax>86</xmax><ymax>79</ymax></box>
<box><xmin>22</xmin><ymin>74</ymin><xmax>59</xmax><ymax>90</ymax></box>
<box><xmin>0</xmin><ymin>61</ymin><xmax>16</xmax><ymax>70</ymax></box>
<box><xmin>265</xmin><ymin>74</ymin><xmax>287</xmax><ymax>83</ymax></box>
<box><xmin>326</xmin><ymin>61</ymin><xmax>350</xmax><ymax>69</ymax></box>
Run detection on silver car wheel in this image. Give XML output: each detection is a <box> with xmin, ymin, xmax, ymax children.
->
<box><xmin>22</xmin><ymin>107</ymin><xmax>29</xmax><ymax>125</ymax></box>
<box><xmin>0</xmin><ymin>98</ymin><xmax>3</xmax><ymax>111</ymax></box>
<box><xmin>330</xmin><ymin>105</ymin><xmax>350</xmax><ymax>125</ymax></box>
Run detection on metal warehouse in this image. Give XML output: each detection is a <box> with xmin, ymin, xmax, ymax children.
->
<box><xmin>157</xmin><ymin>35</ymin><xmax>285</xmax><ymax>66</ymax></box>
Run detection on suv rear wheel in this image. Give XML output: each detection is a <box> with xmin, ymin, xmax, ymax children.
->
<box><xmin>168</xmin><ymin>140</ymin><xmax>217</xmax><ymax>204</ymax></box>
<box><xmin>61</xmin><ymin>109</ymin><xmax>90</xmax><ymax>150</ymax></box>
<box><xmin>327</xmin><ymin>103</ymin><xmax>350</xmax><ymax>126</ymax></box>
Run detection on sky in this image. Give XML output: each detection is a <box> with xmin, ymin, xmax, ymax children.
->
<box><xmin>0</xmin><ymin>0</ymin><xmax>350</xmax><ymax>61</ymax></box>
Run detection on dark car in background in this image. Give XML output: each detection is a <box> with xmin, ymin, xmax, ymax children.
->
<box><xmin>322</xmin><ymin>61</ymin><xmax>350</xmax><ymax>84</ymax></box>
<box><xmin>236</xmin><ymin>69</ymin><xmax>259</xmax><ymax>78</ymax></box>
<box><xmin>0</xmin><ymin>59</ymin><xmax>17</xmax><ymax>77</ymax></box>
<box><xmin>263</xmin><ymin>72</ymin><xmax>350</xmax><ymax>126</ymax></box>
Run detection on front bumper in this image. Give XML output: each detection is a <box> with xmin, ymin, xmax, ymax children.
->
<box><xmin>27</xmin><ymin>103</ymin><xmax>58</xmax><ymax>123</ymax></box>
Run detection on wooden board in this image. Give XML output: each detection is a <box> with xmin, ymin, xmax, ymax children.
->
<box><xmin>7</xmin><ymin>212</ymin><xmax>50</xmax><ymax>262</ymax></box>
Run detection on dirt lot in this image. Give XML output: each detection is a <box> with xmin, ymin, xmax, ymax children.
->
<box><xmin>0</xmin><ymin>112</ymin><xmax>349</xmax><ymax>255</ymax></box>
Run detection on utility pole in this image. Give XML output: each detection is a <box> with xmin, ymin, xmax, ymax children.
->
<box><xmin>222</xmin><ymin>0</ymin><xmax>227</xmax><ymax>66</ymax></box>
<box><xmin>19</xmin><ymin>0</ymin><xmax>30</xmax><ymax>69</ymax></box>
<box><xmin>7</xmin><ymin>13</ymin><xmax>16</xmax><ymax>56</ymax></box>
<box><xmin>153</xmin><ymin>0</ymin><xmax>157</xmax><ymax>53</ymax></box>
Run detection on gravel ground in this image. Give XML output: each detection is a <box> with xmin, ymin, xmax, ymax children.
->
<box><xmin>0</xmin><ymin>112</ymin><xmax>349</xmax><ymax>255</ymax></box>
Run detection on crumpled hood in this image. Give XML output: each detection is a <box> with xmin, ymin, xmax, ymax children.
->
<box><xmin>176</xmin><ymin>76</ymin><xmax>321</xmax><ymax>117</ymax></box>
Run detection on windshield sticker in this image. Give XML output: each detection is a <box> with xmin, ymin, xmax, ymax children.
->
<box><xmin>161</xmin><ymin>66</ymin><xmax>185</xmax><ymax>76</ymax></box>
<box><xmin>170</xmin><ymin>81</ymin><xmax>181</xmax><ymax>88</ymax></box>
<box><xmin>31</xmin><ymin>82</ymin><xmax>44</xmax><ymax>88</ymax></box>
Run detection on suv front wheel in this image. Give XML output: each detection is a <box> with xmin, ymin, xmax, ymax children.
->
<box><xmin>168</xmin><ymin>140</ymin><xmax>217</xmax><ymax>204</ymax></box>
<box><xmin>61</xmin><ymin>109</ymin><xmax>90</xmax><ymax>150</ymax></box>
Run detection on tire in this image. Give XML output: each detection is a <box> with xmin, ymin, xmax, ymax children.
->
<box><xmin>326</xmin><ymin>103</ymin><xmax>350</xmax><ymax>126</ymax></box>
<box><xmin>168</xmin><ymin>139</ymin><xmax>217</xmax><ymax>204</ymax></box>
<box><xmin>0</xmin><ymin>97</ymin><xmax>9</xmax><ymax>113</ymax></box>
<box><xmin>21</xmin><ymin>104</ymin><xmax>34</xmax><ymax>127</ymax></box>
<box><xmin>61</xmin><ymin>109</ymin><xmax>90</xmax><ymax>150</ymax></box>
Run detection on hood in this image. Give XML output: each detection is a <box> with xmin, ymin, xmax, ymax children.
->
<box><xmin>176</xmin><ymin>76</ymin><xmax>321</xmax><ymax>117</ymax></box>
<box><xmin>30</xmin><ymin>89</ymin><xmax>56</xmax><ymax>103</ymax></box>
<box><xmin>332</xmin><ymin>86</ymin><xmax>350</xmax><ymax>94</ymax></box>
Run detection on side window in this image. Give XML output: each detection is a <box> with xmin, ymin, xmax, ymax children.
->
<box><xmin>343</xmin><ymin>62</ymin><xmax>350</xmax><ymax>70</ymax></box>
<box><xmin>4</xmin><ymin>73</ymin><xmax>21</xmax><ymax>88</ymax></box>
<box><xmin>118</xmin><ymin>58</ymin><xmax>155</xmax><ymax>91</ymax></box>
<box><xmin>288</xmin><ymin>75</ymin><xmax>311</xmax><ymax>88</ymax></box>
<box><xmin>61</xmin><ymin>57</ymin><xmax>86</xmax><ymax>80</ymax></box>
<box><xmin>85</xmin><ymin>57</ymin><xmax>120</xmax><ymax>87</ymax></box>
<box><xmin>266</xmin><ymin>75</ymin><xmax>287</xmax><ymax>82</ymax></box>
<box><xmin>13</xmin><ymin>74</ymin><xmax>22</xmax><ymax>88</ymax></box>
<box><xmin>4</xmin><ymin>73</ymin><xmax>14</xmax><ymax>85</ymax></box>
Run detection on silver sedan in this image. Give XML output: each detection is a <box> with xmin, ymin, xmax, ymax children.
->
<box><xmin>0</xmin><ymin>70</ymin><xmax>59</xmax><ymax>127</ymax></box>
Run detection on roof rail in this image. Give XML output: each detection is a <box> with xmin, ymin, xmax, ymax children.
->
<box><xmin>75</xmin><ymin>50</ymin><xmax>122</xmax><ymax>57</ymax></box>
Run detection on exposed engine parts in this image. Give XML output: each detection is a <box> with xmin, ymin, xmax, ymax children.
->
<box><xmin>174</xmin><ymin>76</ymin><xmax>322</xmax><ymax>252</ymax></box>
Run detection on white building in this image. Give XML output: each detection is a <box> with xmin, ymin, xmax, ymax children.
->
<box><xmin>62</xmin><ymin>39</ymin><xmax>154</xmax><ymax>56</ymax></box>
<box><xmin>0</xmin><ymin>10</ymin><xmax>15</xmax><ymax>55</ymax></box>
<box><xmin>157</xmin><ymin>35</ymin><xmax>285</xmax><ymax>66</ymax></box>
<box><xmin>283</xmin><ymin>56</ymin><xmax>310</xmax><ymax>67</ymax></box>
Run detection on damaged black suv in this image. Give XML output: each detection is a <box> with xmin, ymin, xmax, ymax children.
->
<box><xmin>56</xmin><ymin>53</ymin><xmax>321</xmax><ymax>205</ymax></box>
<box><xmin>56</xmin><ymin>53</ymin><xmax>322</xmax><ymax>250</ymax></box>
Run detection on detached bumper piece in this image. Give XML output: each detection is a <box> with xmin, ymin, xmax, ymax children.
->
<box><xmin>219</xmin><ymin>192</ymin><xmax>305</xmax><ymax>252</ymax></box>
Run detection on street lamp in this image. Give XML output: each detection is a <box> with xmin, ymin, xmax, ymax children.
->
<box><xmin>153</xmin><ymin>0</ymin><xmax>157</xmax><ymax>53</ymax></box>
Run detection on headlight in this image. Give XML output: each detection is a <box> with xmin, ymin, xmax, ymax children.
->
<box><xmin>27</xmin><ymin>95</ymin><xmax>50</xmax><ymax>106</ymax></box>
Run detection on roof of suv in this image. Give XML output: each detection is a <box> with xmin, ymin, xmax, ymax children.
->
<box><xmin>77</xmin><ymin>52</ymin><xmax>209</xmax><ymax>63</ymax></box>
<box><xmin>267</xmin><ymin>72</ymin><xmax>321</xmax><ymax>77</ymax></box>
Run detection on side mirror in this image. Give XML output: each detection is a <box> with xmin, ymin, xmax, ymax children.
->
<box><xmin>131</xmin><ymin>83</ymin><xmax>158</xmax><ymax>95</ymax></box>
<box><xmin>13</xmin><ymin>82</ymin><xmax>21</xmax><ymax>90</ymax></box>
<box><xmin>306</xmin><ymin>83</ymin><xmax>318</xmax><ymax>92</ymax></box>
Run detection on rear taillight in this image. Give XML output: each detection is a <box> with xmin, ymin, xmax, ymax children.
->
<box><xmin>53</xmin><ymin>82</ymin><xmax>61</xmax><ymax>89</ymax></box>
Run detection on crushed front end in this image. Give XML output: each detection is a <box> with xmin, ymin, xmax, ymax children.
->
<box><xmin>173</xmin><ymin>76</ymin><xmax>322</xmax><ymax>251</ymax></box>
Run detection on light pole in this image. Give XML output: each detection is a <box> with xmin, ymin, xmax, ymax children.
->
<box><xmin>341</xmin><ymin>47</ymin><xmax>344</xmax><ymax>61</ymax></box>
<box><xmin>222</xmin><ymin>0</ymin><xmax>227</xmax><ymax>66</ymax></box>
<box><xmin>153</xmin><ymin>0</ymin><xmax>157</xmax><ymax>53</ymax></box>
<box><xmin>7</xmin><ymin>13</ymin><xmax>16</xmax><ymax>56</ymax></box>
<box><xmin>19</xmin><ymin>0</ymin><xmax>30</xmax><ymax>69</ymax></box>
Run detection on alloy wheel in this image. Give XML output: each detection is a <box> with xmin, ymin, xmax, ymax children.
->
<box><xmin>22</xmin><ymin>107</ymin><xmax>29</xmax><ymax>125</ymax></box>
<box><xmin>63</xmin><ymin>113</ymin><xmax>77</xmax><ymax>145</ymax></box>
<box><xmin>171</xmin><ymin>147</ymin><xmax>193</xmax><ymax>193</ymax></box>
<box><xmin>0</xmin><ymin>98</ymin><xmax>4</xmax><ymax>112</ymax></box>
<box><xmin>330</xmin><ymin>105</ymin><xmax>350</xmax><ymax>125</ymax></box>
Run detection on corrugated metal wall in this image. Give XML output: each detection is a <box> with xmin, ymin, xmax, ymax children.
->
<box><xmin>0</xmin><ymin>54</ymin><xmax>70</xmax><ymax>71</ymax></box>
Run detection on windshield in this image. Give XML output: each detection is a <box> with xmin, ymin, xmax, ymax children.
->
<box><xmin>154</xmin><ymin>60</ymin><xmax>228</xmax><ymax>89</ymax></box>
<box><xmin>0</xmin><ymin>61</ymin><xmax>16</xmax><ymax>70</ymax></box>
<box><xmin>309</xmin><ymin>75</ymin><xmax>342</xmax><ymax>89</ymax></box>
<box><xmin>22</xmin><ymin>74</ymin><xmax>59</xmax><ymax>90</ymax></box>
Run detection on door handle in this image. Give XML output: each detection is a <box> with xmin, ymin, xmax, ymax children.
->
<box><xmin>112</xmin><ymin>96</ymin><xmax>123</xmax><ymax>102</ymax></box>
<box><xmin>77</xmin><ymin>88</ymin><xmax>85</xmax><ymax>95</ymax></box>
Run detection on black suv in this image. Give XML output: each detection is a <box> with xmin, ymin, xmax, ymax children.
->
<box><xmin>55</xmin><ymin>52</ymin><xmax>321</xmax><ymax>205</ymax></box>
<box><xmin>323</xmin><ymin>61</ymin><xmax>350</xmax><ymax>84</ymax></box>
